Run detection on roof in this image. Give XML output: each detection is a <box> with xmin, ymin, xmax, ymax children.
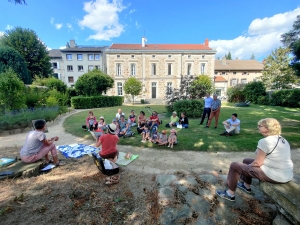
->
<box><xmin>109</xmin><ymin>44</ymin><xmax>213</xmax><ymax>51</ymax></box>
<box><xmin>215</xmin><ymin>59</ymin><xmax>263</xmax><ymax>71</ymax></box>
<box><xmin>214</xmin><ymin>76</ymin><xmax>227</xmax><ymax>82</ymax></box>
<box><xmin>60</xmin><ymin>46</ymin><xmax>107</xmax><ymax>52</ymax></box>
<box><xmin>48</xmin><ymin>49</ymin><xmax>62</xmax><ymax>57</ymax></box>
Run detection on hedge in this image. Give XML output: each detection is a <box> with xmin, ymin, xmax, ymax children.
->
<box><xmin>71</xmin><ymin>96</ymin><xmax>123</xmax><ymax>109</ymax></box>
<box><xmin>269</xmin><ymin>89</ymin><xmax>300</xmax><ymax>108</ymax></box>
<box><xmin>172</xmin><ymin>99</ymin><xmax>204</xmax><ymax>118</ymax></box>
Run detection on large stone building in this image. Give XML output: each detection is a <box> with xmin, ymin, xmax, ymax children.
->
<box><xmin>50</xmin><ymin>40</ymin><xmax>107</xmax><ymax>87</ymax></box>
<box><xmin>105</xmin><ymin>38</ymin><xmax>216</xmax><ymax>103</ymax></box>
<box><xmin>213</xmin><ymin>58</ymin><xmax>264</xmax><ymax>97</ymax></box>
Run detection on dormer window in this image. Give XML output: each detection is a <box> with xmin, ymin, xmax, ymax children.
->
<box><xmin>117</xmin><ymin>55</ymin><xmax>120</xmax><ymax>58</ymax></box>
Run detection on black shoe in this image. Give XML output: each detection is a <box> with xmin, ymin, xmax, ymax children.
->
<box><xmin>214</xmin><ymin>126</ymin><xmax>217</xmax><ymax>129</ymax></box>
<box><xmin>204</xmin><ymin>126</ymin><xmax>209</xmax><ymax>128</ymax></box>
<box><xmin>199</xmin><ymin>123</ymin><xmax>203</xmax><ymax>125</ymax></box>
<box><xmin>220</xmin><ymin>132</ymin><xmax>227</xmax><ymax>136</ymax></box>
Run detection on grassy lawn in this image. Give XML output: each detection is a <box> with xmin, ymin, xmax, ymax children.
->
<box><xmin>64</xmin><ymin>103</ymin><xmax>300</xmax><ymax>152</ymax></box>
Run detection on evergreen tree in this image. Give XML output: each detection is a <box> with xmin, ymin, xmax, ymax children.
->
<box><xmin>250</xmin><ymin>54</ymin><xmax>255</xmax><ymax>60</ymax></box>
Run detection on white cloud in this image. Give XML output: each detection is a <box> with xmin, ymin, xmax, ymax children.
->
<box><xmin>129</xmin><ymin>9</ymin><xmax>135</xmax><ymax>14</ymax></box>
<box><xmin>66</xmin><ymin>23</ymin><xmax>73</xmax><ymax>30</ymax></box>
<box><xmin>47</xmin><ymin>47</ymin><xmax>52</xmax><ymax>51</ymax></box>
<box><xmin>59</xmin><ymin>46</ymin><xmax>66</xmax><ymax>49</ymax></box>
<box><xmin>50</xmin><ymin>17</ymin><xmax>54</xmax><ymax>25</ymax></box>
<box><xmin>135</xmin><ymin>21</ymin><xmax>140</xmax><ymax>29</ymax></box>
<box><xmin>55</xmin><ymin>23</ymin><xmax>63</xmax><ymax>29</ymax></box>
<box><xmin>78</xmin><ymin>0</ymin><xmax>126</xmax><ymax>41</ymax></box>
<box><xmin>210</xmin><ymin>7</ymin><xmax>300</xmax><ymax>60</ymax></box>
<box><xmin>6</xmin><ymin>25</ymin><xmax>13</xmax><ymax>30</ymax></box>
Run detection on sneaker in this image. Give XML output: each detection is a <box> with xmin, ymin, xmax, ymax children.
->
<box><xmin>237</xmin><ymin>182</ymin><xmax>252</xmax><ymax>193</ymax></box>
<box><xmin>216</xmin><ymin>190</ymin><xmax>235</xmax><ymax>202</ymax></box>
<box><xmin>220</xmin><ymin>131</ymin><xmax>228</xmax><ymax>136</ymax></box>
<box><xmin>204</xmin><ymin>126</ymin><xmax>209</xmax><ymax>128</ymax></box>
<box><xmin>141</xmin><ymin>140</ymin><xmax>146</xmax><ymax>143</ymax></box>
<box><xmin>90</xmin><ymin>131</ymin><xmax>97</xmax><ymax>141</ymax></box>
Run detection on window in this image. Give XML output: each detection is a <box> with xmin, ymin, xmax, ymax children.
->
<box><xmin>201</xmin><ymin>63</ymin><xmax>205</xmax><ymax>74</ymax></box>
<box><xmin>222</xmin><ymin>72</ymin><xmax>226</xmax><ymax>75</ymax></box>
<box><xmin>52</xmin><ymin>62</ymin><xmax>58</xmax><ymax>69</ymax></box>
<box><xmin>95</xmin><ymin>65</ymin><xmax>100</xmax><ymax>70</ymax></box>
<box><xmin>188</xmin><ymin>55</ymin><xmax>191</xmax><ymax>59</ymax></box>
<box><xmin>241</xmin><ymin>78</ymin><xmax>247</xmax><ymax>84</ymax></box>
<box><xmin>116</xmin><ymin>63</ymin><xmax>122</xmax><ymax>76</ymax></box>
<box><xmin>243</xmin><ymin>72</ymin><xmax>248</xmax><ymax>75</ymax></box>
<box><xmin>88</xmin><ymin>54</ymin><xmax>94</xmax><ymax>60</ymax></box>
<box><xmin>230</xmin><ymin>78</ymin><xmax>237</xmax><ymax>86</ymax></box>
<box><xmin>167</xmin><ymin>63</ymin><xmax>172</xmax><ymax>75</ymax></box>
<box><xmin>168</xmin><ymin>55</ymin><xmax>171</xmax><ymax>58</ymax></box>
<box><xmin>66</xmin><ymin>54</ymin><xmax>72</xmax><ymax>60</ymax></box>
<box><xmin>202</xmin><ymin>55</ymin><xmax>205</xmax><ymax>59</ymax></box>
<box><xmin>187</xmin><ymin>63</ymin><xmax>192</xmax><ymax>75</ymax></box>
<box><xmin>77</xmin><ymin>54</ymin><xmax>83</xmax><ymax>60</ymax></box>
<box><xmin>68</xmin><ymin>76</ymin><xmax>74</xmax><ymax>83</ymax></box>
<box><xmin>88</xmin><ymin>65</ymin><xmax>94</xmax><ymax>71</ymax></box>
<box><xmin>67</xmin><ymin>65</ymin><xmax>73</xmax><ymax>71</ymax></box>
<box><xmin>214</xmin><ymin>72</ymin><xmax>218</xmax><ymax>75</ymax></box>
<box><xmin>117</xmin><ymin>55</ymin><xmax>120</xmax><ymax>58</ymax></box>
<box><xmin>117</xmin><ymin>82</ymin><xmax>123</xmax><ymax>95</ymax></box>
<box><xmin>151</xmin><ymin>63</ymin><xmax>156</xmax><ymax>75</ymax></box>
<box><xmin>78</xmin><ymin>65</ymin><xmax>83</xmax><ymax>71</ymax></box>
<box><xmin>131</xmin><ymin>55</ymin><xmax>134</xmax><ymax>58</ymax></box>
<box><xmin>152</xmin><ymin>55</ymin><xmax>156</xmax><ymax>58</ymax></box>
<box><xmin>233</xmin><ymin>72</ymin><xmax>237</xmax><ymax>75</ymax></box>
<box><xmin>167</xmin><ymin>82</ymin><xmax>172</xmax><ymax>95</ymax></box>
<box><xmin>95</xmin><ymin>54</ymin><xmax>100</xmax><ymax>60</ymax></box>
<box><xmin>131</xmin><ymin>64</ymin><xmax>136</xmax><ymax>76</ymax></box>
<box><xmin>53</xmin><ymin>73</ymin><xmax>58</xmax><ymax>79</ymax></box>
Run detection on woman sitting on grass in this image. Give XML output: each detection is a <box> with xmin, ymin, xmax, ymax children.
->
<box><xmin>96</xmin><ymin>123</ymin><xmax>120</xmax><ymax>185</ymax></box>
<box><xmin>177</xmin><ymin>112</ymin><xmax>189</xmax><ymax>128</ymax></box>
<box><xmin>157</xmin><ymin>130</ymin><xmax>168</xmax><ymax>146</ymax></box>
<box><xmin>82</xmin><ymin>111</ymin><xmax>97</xmax><ymax>131</ymax></box>
<box><xmin>166</xmin><ymin>111</ymin><xmax>179</xmax><ymax>128</ymax></box>
<box><xmin>168</xmin><ymin>129</ymin><xmax>177</xmax><ymax>148</ymax></box>
<box><xmin>216</xmin><ymin>118</ymin><xmax>293</xmax><ymax>202</ymax></box>
<box><xmin>137</xmin><ymin>111</ymin><xmax>147</xmax><ymax>133</ymax></box>
<box><xmin>20</xmin><ymin>119</ymin><xmax>65</xmax><ymax>166</ymax></box>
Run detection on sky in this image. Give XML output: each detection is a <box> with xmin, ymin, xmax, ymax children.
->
<box><xmin>0</xmin><ymin>0</ymin><xmax>299</xmax><ymax>61</ymax></box>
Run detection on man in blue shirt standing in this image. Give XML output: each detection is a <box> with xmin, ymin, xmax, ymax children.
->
<box><xmin>199</xmin><ymin>93</ymin><xmax>213</xmax><ymax>125</ymax></box>
<box><xmin>220</xmin><ymin>113</ymin><xmax>240</xmax><ymax>136</ymax></box>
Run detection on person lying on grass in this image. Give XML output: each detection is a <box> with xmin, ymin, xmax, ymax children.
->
<box><xmin>95</xmin><ymin>123</ymin><xmax>120</xmax><ymax>185</ymax></box>
<box><xmin>20</xmin><ymin>119</ymin><xmax>65</xmax><ymax>166</ymax></box>
<box><xmin>216</xmin><ymin>118</ymin><xmax>293</xmax><ymax>202</ymax></box>
<box><xmin>168</xmin><ymin>129</ymin><xmax>177</xmax><ymax>148</ymax></box>
<box><xmin>157</xmin><ymin>130</ymin><xmax>168</xmax><ymax>146</ymax></box>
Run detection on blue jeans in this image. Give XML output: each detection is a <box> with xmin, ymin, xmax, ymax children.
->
<box><xmin>176</xmin><ymin>122</ymin><xmax>189</xmax><ymax>128</ymax></box>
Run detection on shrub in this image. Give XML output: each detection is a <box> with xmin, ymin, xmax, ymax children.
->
<box><xmin>227</xmin><ymin>84</ymin><xmax>246</xmax><ymax>102</ymax></box>
<box><xmin>141</xmin><ymin>99</ymin><xmax>145</xmax><ymax>104</ymax></box>
<box><xmin>257</xmin><ymin>96</ymin><xmax>270</xmax><ymax>105</ymax></box>
<box><xmin>270</xmin><ymin>89</ymin><xmax>300</xmax><ymax>108</ymax></box>
<box><xmin>46</xmin><ymin>96</ymin><xmax>59</xmax><ymax>106</ymax></box>
<box><xmin>33</xmin><ymin>77</ymin><xmax>67</xmax><ymax>93</ymax></box>
<box><xmin>24</xmin><ymin>86</ymin><xmax>48</xmax><ymax>108</ymax></box>
<box><xmin>173</xmin><ymin>99</ymin><xmax>204</xmax><ymax>118</ymax></box>
<box><xmin>47</xmin><ymin>89</ymin><xmax>68</xmax><ymax>106</ymax></box>
<box><xmin>71</xmin><ymin>96</ymin><xmax>123</xmax><ymax>109</ymax></box>
<box><xmin>243</xmin><ymin>81</ymin><xmax>266</xmax><ymax>104</ymax></box>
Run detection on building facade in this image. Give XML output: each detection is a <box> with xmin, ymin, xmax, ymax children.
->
<box><xmin>214</xmin><ymin>57</ymin><xmax>263</xmax><ymax>97</ymax></box>
<box><xmin>58</xmin><ymin>40</ymin><xmax>107</xmax><ymax>87</ymax></box>
<box><xmin>105</xmin><ymin>38</ymin><xmax>216</xmax><ymax>102</ymax></box>
<box><xmin>49</xmin><ymin>49</ymin><xmax>64</xmax><ymax>80</ymax></box>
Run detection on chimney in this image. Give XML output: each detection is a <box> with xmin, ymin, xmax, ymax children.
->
<box><xmin>221</xmin><ymin>57</ymin><xmax>226</xmax><ymax>65</ymax></box>
<box><xmin>142</xmin><ymin>37</ymin><xmax>147</xmax><ymax>47</ymax></box>
<box><xmin>204</xmin><ymin>38</ymin><xmax>209</xmax><ymax>47</ymax></box>
<box><xmin>70</xmin><ymin>40</ymin><xmax>77</xmax><ymax>48</ymax></box>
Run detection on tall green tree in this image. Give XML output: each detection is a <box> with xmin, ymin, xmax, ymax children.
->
<box><xmin>281</xmin><ymin>15</ymin><xmax>300</xmax><ymax>77</ymax></box>
<box><xmin>261</xmin><ymin>47</ymin><xmax>297</xmax><ymax>89</ymax></box>
<box><xmin>250</xmin><ymin>54</ymin><xmax>255</xmax><ymax>60</ymax></box>
<box><xmin>124</xmin><ymin>77</ymin><xmax>142</xmax><ymax>105</ymax></box>
<box><xmin>189</xmin><ymin>75</ymin><xmax>213</xmax><ymax>99</ymax></box>
<box><xmin>75</xmin><ymin>69</ymin><xmax>114</xmax><ymax>96</ymax></box>
<box><xmin>225</xmin><ymin>51</ymin><xmax>232</xmax><ymax>60</ymax></box>
<box><xmin>0</xmin><ymin>27</ymin><xmax>52</xmax><ymax>80</ymax></box>
<box><xmin>0</xmin><ymin>46</ymin><xmax>31</xmax><ymax>84</ymax></box>
<box><xmin>0</xmin><ymin>69</ymin><xmax>26</xmax><ymax>110</ymax></box>
<box><xmin>243</xmin><ymin>81</ymin><xmax>266</xmax><ymax>103</ymax></box>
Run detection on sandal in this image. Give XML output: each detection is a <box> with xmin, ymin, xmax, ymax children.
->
<box><xmin>105</xmin><ymin>175</ymin><xmax>120</xmax><ymax>181</ymax></box>
<box><xmin>56</xmin><ymin>161</ymin><xmax>66</xmax><ymax>166</ymax></box>
<box><xmin>105</xmin><ymin>179</ymin><xmax>119</xmax><ymax>185</ymax></box>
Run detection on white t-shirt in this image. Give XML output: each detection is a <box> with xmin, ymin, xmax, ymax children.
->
<box><xmin>226</xmin><ymin>118</ymin><xmax>240</xmax><ymax>131</ymax></box>
<box><xmin>116</xmin><ymin>112</ymin><xmax>125</xmax><ymax>120</ymax></box>
<box><xmin>204</xmin><ymin>97</ymin><xmax>213</xmax><ymax>108</ymax></box>
<box><xmin>257</xmin><ymin>135</ymin><xmax>293</xmax><ymax>182</ymax></box>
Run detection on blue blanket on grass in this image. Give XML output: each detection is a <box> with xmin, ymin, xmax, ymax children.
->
<box><xmin>57</xmin><ymin>144</ymin><xmax>99</xmax><ymax>158</ymax></box>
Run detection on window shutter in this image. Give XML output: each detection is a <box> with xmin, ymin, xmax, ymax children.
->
<box><xmin>57</xmin><ymin>62</ymin><xmax>60</xmax><ymax>69</ymax></box>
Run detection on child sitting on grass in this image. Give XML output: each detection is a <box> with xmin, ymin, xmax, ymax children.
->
<box><xmin>150</xmin><ymin>130</ymin><xmax>159</xmax><ymax>143</ymax></box>
<box><xmin>157</xmin><ymin>130</ymin><xmax>168</xmax><ymax>146</ymax></box>
<box><xmin>141</xmin><ymin>125</ymin><xmax>150</xmax><ymax>143</ymax></box>
<box><xmin>168</xmin><ymin>129</ymin><xmax>177</xmax><ymax>148</ymax></box>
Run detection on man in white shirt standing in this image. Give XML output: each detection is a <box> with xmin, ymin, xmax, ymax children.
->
<box><xmin>199</xmin><ymin>93</ymin><xmax>213</xmax><ymax>125</ymax></box>
<box><xmin>220</xmin><ymin>113</ymin><xmax>240</xmax><ymax>136</ymax></box>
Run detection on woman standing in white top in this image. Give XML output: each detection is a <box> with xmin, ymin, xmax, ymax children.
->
<box><xmin>216</xmin><ymin>118</ymin><xmax>293</xmax><ymax>202</ymax></box>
